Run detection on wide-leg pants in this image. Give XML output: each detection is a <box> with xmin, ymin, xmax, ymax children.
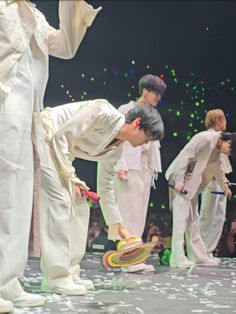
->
<box><xmin>39</xmin><ymin>139</ymin><xmax>89</xmax><ymax>286</ymax></box>
<box><xmin>171</xmin><ymin>193</ymin><xmax>209</xmax><ymax>264</ymax></box>
<box><xmin>0</xmin><ymin>93</ymin><xmax>34</xmax><ymax>287</ymax></box>
<box><xmin>200</xmin><ymin>180</ymin><xmax>227</xmax><ymax>254</ymax></box>
<box><xmin>116</xmin><ymin>153</ymin><xmax>152</xmax><ymax>238</ymax></box>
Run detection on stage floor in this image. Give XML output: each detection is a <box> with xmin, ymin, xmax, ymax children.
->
<box><xmin>15</xmin><ymin>254</ymin><xmax>236</xmax><ymax>314</ymax></box>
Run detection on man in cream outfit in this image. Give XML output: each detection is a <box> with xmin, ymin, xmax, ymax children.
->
<box><xmin>116</xmin><ymin>74</ymin><xmax>166</xmax><ymax>273</ymax></box>
<box><xmin>0</xmin><ymin>0</ymin><xmax>101</xmax><ymax>312</ymax></box>
<box><xmin>200</xmin><ymin>110</ymin><xmax>232</xmax><ymax>261</ymax></box>
<box><xmin>38</xmin><ymin>100</ymin><xmax>164</xmax><ymax>295</ymax></box>
<box><xmin>166</xmin><ymin>131</ymin><xmax>235</xmax><ymax>268</ymax></box>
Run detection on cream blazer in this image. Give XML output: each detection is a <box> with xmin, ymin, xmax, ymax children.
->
<box><xmin>40</xmin><ymin>99</ymin><xmax>126</xmax><ymax>227</ymax></box>
<box><xmin>0</xmin><ymin>0</ymin><xmax>101</xmax><ymax>105</ymax></box>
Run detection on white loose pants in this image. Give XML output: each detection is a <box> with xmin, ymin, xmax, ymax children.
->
<box><xmin>39</xmin><ymin>137</ymin><xmax>90</xmax><ymax>287</ymax></box>
<box><xmin>116</xmin><ymin>153</ymin><xmax>152</xmax><ymax>237</ymax></box>
<box><xmin>171</xmin><ymin>193</ymin><xmax>209</xmax><ymax>264</ymax></box>
<box><xmin>0</xmin><ymin>81</ymin><xmax>34</xmax><ymax>287</ymax></box>
<box><xmin>200</xmin><ymin>180</ymin><xmax>227</xmax><ymax>254</ymax></box>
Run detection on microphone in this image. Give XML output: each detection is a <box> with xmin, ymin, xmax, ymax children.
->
<box><xmin>83</xmin><ymin>191</ymin><xmax>100</xmax><ymax>202</ymax></box>
<box><xmin>168</xmin><ymin>183</ymin><xmax>188</xmax><ymax>195</ymax></box>
<box><xmin>211</xmin><ymin>191</ymin><xmax>225</xmax><ymax>195</ymax></box>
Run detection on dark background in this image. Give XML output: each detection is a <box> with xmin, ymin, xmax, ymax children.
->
<box><xmin>35</xmin><ymin>0</ymin><xmax>236</xmax><ymax>220</ymax></box>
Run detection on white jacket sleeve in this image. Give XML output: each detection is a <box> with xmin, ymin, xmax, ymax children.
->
<box><xmin>97</xmin><ymin>150</ymin><xmax>124</xmax><ymax>226</ymax></box>
<box><xmin>43</xmin><ymin>1</ymin><xmax>101</xmax><ymax>59</ymax></box>
<box><xmin>214</xmin><ymin>154</ymin><xmax>231</xmax><ymax>190</ymax></box>
<box><xmin>116</xmin><ymin>142</ymin><xmax>129</xmax><ymax>172</ymax></box>
<box><xmin>214</xmin><ymin>168</ymin><xmax>229</xmax><ymax>191</ymax></box>
<box><xmin>52</xmin><ymin>104</ymin><xmax>102</xmax><ymax>183</ymax></box>
<box><xmin>116</xmin><ymin>103</ymin><xmax>130</xmax><ymax>172</ymax></box>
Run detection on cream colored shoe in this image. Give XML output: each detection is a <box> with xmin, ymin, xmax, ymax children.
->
<box><xmin>121</xmin><ymin>263</ymin><xmax>155</xmax><ymax>273</ymax></box>
<box><xmin>1</xmin><ymin>279</ymin><xmax>44</xmax><ymax>307</ymax></box>
<box><xmin>42</xmin><ymin>281</ymin><xmax>87</xmax><ymax>296</ymax></box>
<box><xmin>208</xmin><ymin>253</ymin><xmax>221</xmax><ymax>264</ymax></box>
<box><xmin>73</xmin><ymin>275</ymin><xmax>94</xmax><ymax>290</ymax></box>
<box><xmin>196</xmin><ymin>257</ymin><xmax>219</xmax><ymax>266</ymax></box>
<box><xmin>0</xmin><ymin>297</ymin><xmax>14</xmax><ymax>313</ymax></box>
<box><xmin>170</xmin><ymin>258</ymin><xmax>195</xmax><ymax>269</ymax></box>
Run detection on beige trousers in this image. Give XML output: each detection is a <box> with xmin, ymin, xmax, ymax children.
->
<box><xmin>39</xmin><ymin>134</ymin><xmax>89</xmax><ymax>287</ymax></box>
<box><xmin>116</xmin><ymin>153</ymin><xmax>152</xmax><ymax>237</ymax></box>
<box><xmin>200</xmin><ymin>180</ymin><xmax>227</xmax><ymax>254</ymax></box>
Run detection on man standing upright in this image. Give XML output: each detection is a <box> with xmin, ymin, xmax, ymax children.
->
<box><xmin>116</xmin><ymin>74</ymin><xmax>166</xmax><ymax>272</ymax></box>
<box><xmin>0</xmin><ymin>1</ymin><xmax>101</xmax><ymax>312</ymax></box>
<box><xmin>200</xmin><ymin>109</ymin><xmax>232</xmax><ymax>261</ymax></box>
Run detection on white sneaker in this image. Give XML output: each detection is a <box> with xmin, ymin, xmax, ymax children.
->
<box><xmin>209</xmin><ymin>254</ymin><xmax>221</xmax><ymax>264</ymax></box>
<box><xmin>196</xmin><ymin>257</ymin><xmax>219</xmax><ymax>266</ymax></box>
<box><xmin>73</xmin><ymin>276</ymin><xmax>94</xmax><ymax>290</ymax></box>
<box><xmin>0</xmin><ymin>297</ymin><xmax>14</xmax><ymax>313</ymax></box>
<box><xmin>1</xmin><ymin>279</ymin><xmax>44</xmax><ymax>307</ymax></box>
<box><xmin>121</xmin><ymin>263</ymin><xmax>155</xmax><ymax>273</ymax></box>
<box><xmin>42</xmin><ymin>281</ymin><xmax>87</xmax><ymax>296</ymax></box>
<box><xmin>170</xmin><ymin>259</ymin><xmax>196</xmax><ymax>269</ymax></box>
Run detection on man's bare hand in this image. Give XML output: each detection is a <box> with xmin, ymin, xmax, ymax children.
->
<box><xmin>118</xmin><ymin>170</ymin><xmax>128</xmax><ymax>182</ymax></box>
<box><xmin>174</xmin><ymin>184</ymin><xmax>185</xmax><ymax>194</ymax></box>
<box><xmin>118</xmin><ymin>225</ymin><xmax>132</xmax><ymax>240</ymax></box>
<box><xmin>224</xmin><ymin>187</ymin><xmax>232</xmax><ymax>199</ymax></box>
<box><xmin>75</xmin><ymin>182</ymin><xmax>90</xmax><ymax>198</ymax></box>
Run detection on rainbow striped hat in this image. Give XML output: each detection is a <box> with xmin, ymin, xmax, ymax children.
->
<box><xmin>102</xmin><ymin>236</ymin><xmax>154</xmax><ymax>269</ymax></box>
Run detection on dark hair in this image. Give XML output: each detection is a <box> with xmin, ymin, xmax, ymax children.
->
<box><xmin>220</xmin><ymin>132</ymin><xmax>236</xmax><ymax>159</ymax></box>
<box><xmin>125</xmin><ymin>104</ymin><xmax>164</xmax><ymax>141</ymax></box>
<box><xmin>138</xmin><ymin>74</ymin><xmax>167</xmax><ymax>96</ymax></box>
